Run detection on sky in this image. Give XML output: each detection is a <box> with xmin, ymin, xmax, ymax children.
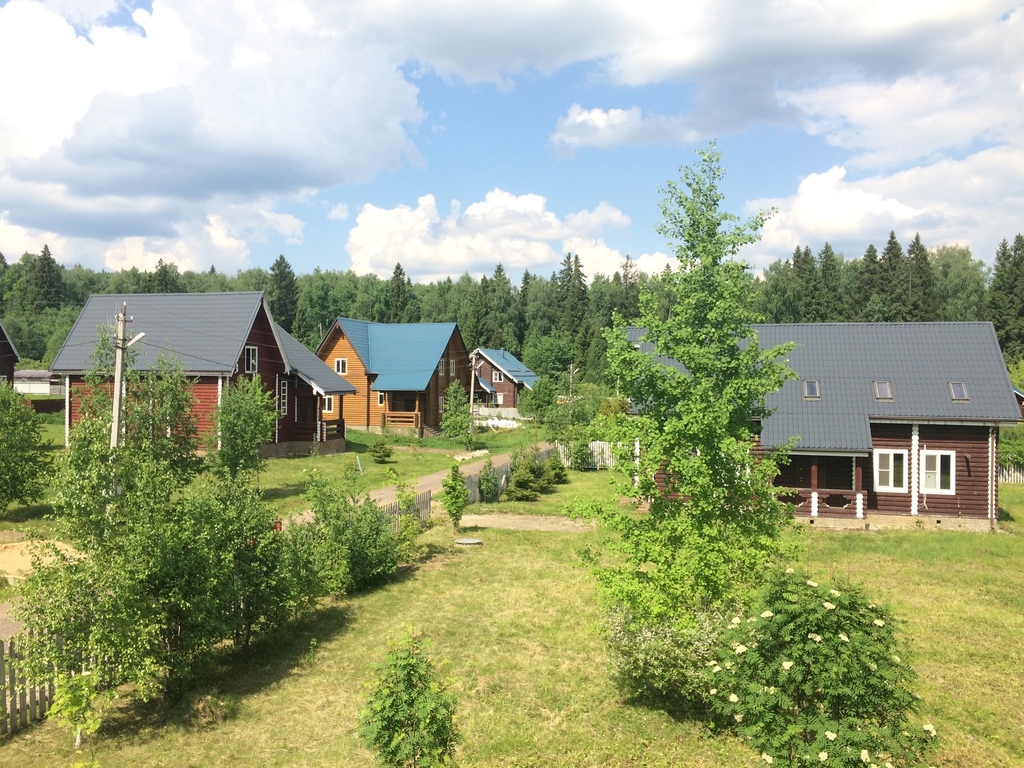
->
<box><xmin>0</xmin><ymin>0</ymin><xmax>1022</xmax><ymax>284</ymax></box>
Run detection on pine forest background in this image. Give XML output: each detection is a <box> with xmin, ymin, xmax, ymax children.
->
<box><xmin>2</xmin><ymin>230</ymin><xmax>1024</xmax><ymax>388</ymax></box>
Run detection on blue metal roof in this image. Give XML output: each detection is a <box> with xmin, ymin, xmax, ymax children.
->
<box><xmin>477</xmin><ymin>348</ymin><xmax>538</xmax><ymax>388</ymax></box>
<box><xmin>334</xmin><ymin>318</ymin><xmax>460</xmax><ymax>392</ymax></box>
<box><xmin>631</xmin><ymin>322</ymin><xmax>1021</xmax><ymax>453</ymax></box>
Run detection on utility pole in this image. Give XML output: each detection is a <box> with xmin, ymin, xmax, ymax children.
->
<box><xmin>110</xmin><ymin>303</ymin><xmax>128</xmax><ymax>449</ymax></box>
<box><xmin>467</xmin><ymin>348</ymin><xmax>478</xmax><ymax>449</ymax></box>
<box><xmin>109</xmin><ymin>303</ymin><xmax>144</xmax><ymax>450</ymax></box>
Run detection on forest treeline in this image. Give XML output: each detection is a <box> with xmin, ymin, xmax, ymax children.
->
<box><xmin>1</xmin><ymin>229</ymin><xmax>1023</xmax><ymax>385</ymax></box>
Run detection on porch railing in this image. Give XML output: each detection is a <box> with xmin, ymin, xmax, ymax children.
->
<box><xmin>383</xmin><ymin>411</ymin><xmax>421</xmax><ymax>430</ymax></box>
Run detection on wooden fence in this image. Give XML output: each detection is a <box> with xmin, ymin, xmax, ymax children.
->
<box><xmin>555</xmin><ymin>440</ymin><xmax>616</xmax><ymax>470</ymax></box>
<box><xmin>1000</xmin><ymin>464</ymin><xmax>1024</xmax><ymax>484</ymax></box>
<box><xmin>0</xmin><ymin>637</ymin><xmax>55</xmax><ymax>738</ymax></box>
<box><xmin>381</xmin><ymin>490</ymin><xmax>432</xmax><ymax>532</ymax></box>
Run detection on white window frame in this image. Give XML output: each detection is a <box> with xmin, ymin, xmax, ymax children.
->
<box><xmin>377</xmin><ymin>392</ymin><xmax>385</xmax><ymax>407</ymax></box>
<box><xmin>244</xmin><ymin>345</ymin><xmax>258</xmax><ymax>374</ymax></box>
<box><xmin>492</xmin><ymin>370</ymin><xmax>504</xmax><ymax>383</ymax></box>
<box><xmin>323</xmin><ymin>396</ymin><xmax>334</xmax><ymax>413</ymax></box>
<box><xmin>450</xmin><ymin>359</ymin><xmax>456</xmax><ymax>376</ymax></box>
<box><xmin>335</xmin><ymin>358</ymin><xmax>348</xmax><ymax>375</ymax></box>
<box><xmin>874</xmin><ymin>449</ymin><xmax>908</xmax><ymax>493</ymax></box>
<box><xmin>279</xmin><ymin>380</ymin><xmax>288</xmax><ymax>415</ymax></box>
<box><xmin>438</xmin><ymin>359</ymin><xmax>445</xmax><ymax>375</ymax></box>
<box><xmin>495</xmin><ymin>392</ymin><xmax>504</xmax><ymax>406</ymax></box>
<box><xmin>920</xmin><ymin>450</ymin><xmax>955</xmax><ymax>495</ymax></box>
<box><xmin>439</xmin><ymin>396</ymin><xmax>445</xmax><ymax>412</ymax></box>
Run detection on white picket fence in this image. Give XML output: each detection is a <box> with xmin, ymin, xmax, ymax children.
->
<box><xmin>1000</xmin><ymin>464</ymin><xmax>1024</xmax><ymax>484</ymax></box>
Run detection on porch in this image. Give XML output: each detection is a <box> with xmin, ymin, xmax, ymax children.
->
<box><xmin>777</xmin><ymin>454</ymin><xmax>868</xmax><ymax>518</ymax></box>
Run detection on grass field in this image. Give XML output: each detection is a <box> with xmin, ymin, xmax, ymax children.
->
<box><xmin>2</xmin><ymin>462</ymin><xmax>1023</xmax><ymax>765</ymax></box>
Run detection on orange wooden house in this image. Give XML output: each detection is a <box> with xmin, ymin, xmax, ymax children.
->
<box><xmin>316</xmin><ymin>318</ymin><xmax>470</xmax><ymax>433</ymax></box>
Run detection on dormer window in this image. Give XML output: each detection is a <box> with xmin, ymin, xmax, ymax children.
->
<box><xmin>949</xmin><ymin>382</ymin><xmax>969</xmax><ymax>401</ymax></box>
<box><xmin>803</xmin><ymin>380</ymin><xmax>820</xmax><ymax>400</ymax></box>
<box><xmin>874</xmin><ymin>380</ymin><xmax>893</xmax><ymax>400</ymax></box>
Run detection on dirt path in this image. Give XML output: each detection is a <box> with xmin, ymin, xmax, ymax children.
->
<box><xmin>459</xmin><ymin>513</ymin><xmax>593</xmax><ymax>532</ymax></box>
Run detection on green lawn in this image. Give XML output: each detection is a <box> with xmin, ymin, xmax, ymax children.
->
<box><xmin>3</xmin><ymin>468</ymin><xmax>1024</xmax><ymax>766</ymax></box>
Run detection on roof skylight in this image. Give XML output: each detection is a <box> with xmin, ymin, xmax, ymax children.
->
<box><xmin>803</xmin><ymin>380</ymin><xmax>820</xmax><ymax>399</ymax></box>
<box><xmin>874</xmin><ymin>380</ymin><xmax>893</xmax><ymax>400</ymax></box>
<box><xmin>949</xmin><ymin>381</ymin><xmax>969</xmax><ymax>401</ymax></box>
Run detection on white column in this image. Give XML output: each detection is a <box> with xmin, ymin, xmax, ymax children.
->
<box><xmin>274</xmin><ymin>374</ymin><xmax>280</xmax><ymax>444</ymax></box>
<box><xmin>910</xmin><ymin>424</ymin><xmax>919</xmax><ymax>516</ymax></box>
<box><xmin>811</xmin><ymin>491</ymin><xmax>818</xmax><ymax>517</ymax></box>
<box><xmin>217</xmin><ymin>376</ymin><xmax>223</xmax><ymax>450</ymax></box>
<box><xmin>64</xmin><ymin>376</ymin><xmax>71</xmax><ymax>447</ymax></box>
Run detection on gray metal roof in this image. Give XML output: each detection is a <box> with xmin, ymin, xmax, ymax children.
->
<box><xmin>52</xmin><ymin>292</ymin><xmax>266</xmax><ymax>375</ymax></box>
<box><xmin>51</xmin><ymin>292</ymin><xmax>354</xmax><ymax>396</ymax></box>
<box><xmin>631</xmin><ymin>322</ymin><xmax>1021</xmax><ymax>453</ymax></box>
<box><xmin>277</xmin><ymin>326</ymin><xmax>355</xmax><ymax>396</ymax></box>
<box><xmin>0</xmin><ymin>317</ymin><xmax>19</xmax><ymax>362</ymax></box>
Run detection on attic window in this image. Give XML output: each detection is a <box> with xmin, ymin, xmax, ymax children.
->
<box><xmin>803</xmin><ymin>380</ymin><xmax>820</xmax><ymax>400</ymax></box>
<box><xmin>874</xmin><ymin>380</ymin><xmax>893</xmax><ymax>400</ymax></box>
<box><xmin>949</xmin><ymin>382</ymin><xmax>969</xmax><ymax>401</ymax></box>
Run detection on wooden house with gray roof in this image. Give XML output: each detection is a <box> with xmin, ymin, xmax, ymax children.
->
<box><xmin>316</xmin><ymin>318</ymin><xmax>470</xmax><ymax>433</ymax></box>
<box><xmin>632</xmin><ymin>322</ymin><xmax>1021</xmax><ymax>529</ymax></box>
<box><xmin>473</xmin><ymin>347</ymin><xmax>538</xmax><ymax>409</ymax></box>
<box><xmin>51</xmin><ymin>292</ymin><xmax>355</xmax><ymax>453</ymax></box>
<box><xmin>0</xmin><ymin>317</ymin><xmax>18</xmax><ymax>386</ymax></box>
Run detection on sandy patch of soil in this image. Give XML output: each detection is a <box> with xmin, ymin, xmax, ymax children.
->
<box><xmin>459</xmin><ymin>513</ymin><xmax>594</xmax><ymax>532</ymax></box>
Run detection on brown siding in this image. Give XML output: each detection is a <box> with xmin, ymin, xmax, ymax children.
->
<box><xmin>916</xmin><ymin>424</ymin><xmax>991</xmax><ymax>518</ymax></box>
<box><xmin>316</xmin><ymin>323</ymin><xmax>374</xmax><ymax>428</ymax></box>
<box><xmin>476</xmin><ymin>356</ymin><xmax>522</xmax><ymax>407</ymax></box>
<box><xmin>865</xmin><ymin>423</ymin><xmax>912</xmax><ymax>514</ymax></box>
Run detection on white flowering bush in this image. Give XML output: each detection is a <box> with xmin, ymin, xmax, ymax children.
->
<box><xmin>708</xmin><ymin>568</ymin><xmax>937</xmax><ymax>767</ymax></box>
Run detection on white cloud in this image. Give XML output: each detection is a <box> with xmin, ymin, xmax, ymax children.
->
<box><xmin>550</xmin><ymin>104</ymin><xmax>698</xmax><ymax>149</ymax></box>
<box><xmin>346</xmin><ymin>190</ymin><xmax>632</xmax><ymax>283</ymax></box>
<box><xmin>746</xmin><ymin>145</ymin><xmax>1024</xmax><ymax>270</ymax></box>
<box><xmin>328</xmin><ymin>203</ymin><xmax>351</xmax><ymax>221</ymax></box>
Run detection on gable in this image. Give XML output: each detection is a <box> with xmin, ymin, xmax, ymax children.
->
<box><xmin>477</xmin><ymin>347</ymin><xmax>538</xmax><ymax>388</ymax></box>
<box><xmin>0</xmin><ymin>318</ymin><xmax>19</xmax><ymax>362</ymax></box>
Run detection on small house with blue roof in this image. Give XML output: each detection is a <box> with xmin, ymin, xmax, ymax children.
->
<box><xmin>631</xmin><ymin>322</ymin><xmax>1021</xmax><ymax>529</ymax></box>
<box><xmin>474</xmin><ymin>348</ymin><xmax>538</xmax><ymax>409</ymax></box>
<box><xmin>316</xmin><ymin>318</ymin><xmax>470</xmax><ymax>433</ymax></box>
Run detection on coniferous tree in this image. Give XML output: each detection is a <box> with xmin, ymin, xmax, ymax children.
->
<box><xmin>880</xmin><ymin>231</ymin><xmax>909</xmax><ymax>321</ymax></box>
<box><xmin>268</xmin><ymin>255</ymin><xmax>298</xmax><ymax>331</ymax></box>
<box><xmin>905</xmin><ymin>233</ymin><xmax>938</xmax><ymax>321</ymax></box>
<box><xmin>855</xmin><ymin>243</ymin><xmax>883</xmax><ymax>321</ymax></box>
<box><xmin>816</xmin><ymin>243</ymin><xmax>843</xmax><ymax>322</ymax></box>
<box><xmin>987</xmin><ymin>235</ymin><xmax>1024</xmax><ymax>361</ymax></box>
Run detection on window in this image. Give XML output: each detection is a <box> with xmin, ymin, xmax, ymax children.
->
<box><xmin>495</xmin><ymin>392</ymin><xmax>504</xmax><ymax>406</ymax></box>
<box><xmin>492</xmin><ymin>370</ymin><xmax>504</xmax><ymax>383</ymax></box>
<box><xmin>438</xmin><ymin>359</ymin><xmax>445</xmax><ymax>375</ymax></box>
<box><xmin>874</xmin><ymin>450</ymin><xmax>907</xmax><ymax>492</ymax></box>
<box><xmin>921</xmin><ymin>451</ymin><xmax>955</xmax><ymax>494</ymax></box>
<box><xmin>377</xmin><ymin>392</ymin><xmax>385</xmax><ymax>407</ymax></box>
<box><xmin>323</xmin><ymin>396</ymin><xmax>334</xmax><ymax>413</ymax></box>
<box><xmin>439</xmin><ymin>396</ymin><xmax>445</xmax><ymax>412</ymax></box>
<box><xmin>949</xmin><ymin>381</ymin><xmax>969</xmax><ymax>401</ymax></box>
<box><xmin>244</xmin><ymin>346</ymin><xmax>258</xmax><ymax>374</ymax></box>
<box><xmin>279</xmin><ymin>380</ymin><xmax>288</xmax><ymax>415</ymax></box>
<box><xmin>803</xmin><ymin>379</ymin><xmax>820</xmax><ymax>399</ymax></box>
<box><xmin>335</xmin><ymin>358</ymin><xmax>348</xmax><ymax>375</ymax></box>
<box><xmin>450</xmin><ymin>359</ymin><xmax>456</xmax><ymax>376</ymax></box>
<box><xmin>873</xmin><ymin>380</ymin><xmax>893</xmax><ymax>400</ymax></box>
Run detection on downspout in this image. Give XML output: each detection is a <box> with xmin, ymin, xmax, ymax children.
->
<box><xmin>910</xmin><ymin>424</ymin><xmax>919</xmax><ymax>515</ymax></box>
<box><xmin>217</xmin><ymin>376</ymin><xmax>223</xmax><ymax>450</ymax></box>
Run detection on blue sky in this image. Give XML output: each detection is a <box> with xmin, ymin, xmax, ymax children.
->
<box><xmin>0</xmin><ymin>0</ymin><xmax>1021</xmax><ymax>283</ymax></box>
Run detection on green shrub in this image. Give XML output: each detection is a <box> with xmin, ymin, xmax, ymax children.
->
<box><xmin>477</xmin><ymin>459</ymin><xmax>500</xmax><ymax>503</ymax></box>
<box><xmin>305</xmin><ymin>472</ymin><xmax>397</xmax><ymax>593</ymax></box>
<box><xmin>548</xmin><ymin>452</ymin><xmax>569</xmax><ymax>484</ymax></box>
<box><xmin>369</xmin><ymin>435</ymin><xmax>393</xmax><ymax>464</ymax></box>
<box><xmin>440</xmin><ymin>464</ymin><xmax>470</xmax><ymax>531</ymax></box>
<box><xmin>708</xmin><ymin>568</ymin><xmax>936</xmax><ymax>767</ymax></box>
<box><xmin>394</xmin><ymin>514</ymin><xmax>424</xmax><ymax>564</ymax></box>
<box><xmin>605</xmin><ymin>607</ymin><xmax>722</xmax><ymax>709</ymax></box>
<box><xmin>358</xmin><ymin>632</ymin><xmax>460</xmax><ymax>768</ymax></box>
<box><xmin>504</xmin><ymin>447</ymin><xmax>553</xmax><ymax>501</ymax></box>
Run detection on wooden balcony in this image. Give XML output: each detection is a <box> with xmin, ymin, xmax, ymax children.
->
<box><xmin>383</xmin><ymin>411</ymin><xmax>422</xmax><ymax>430</ymax></box>
<box><xmin>319</xmin><ymin>419</ymin><xmax>345</xmax><ymax>441</ymax></box>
